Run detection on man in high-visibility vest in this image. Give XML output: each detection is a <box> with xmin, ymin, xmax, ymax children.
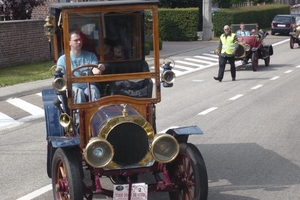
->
<box><xmin>214</xmin><ymin>25</ymin><xmax>238</xmax><ymax>82</ymax></box>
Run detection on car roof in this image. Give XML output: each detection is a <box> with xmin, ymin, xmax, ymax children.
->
<box><xmin>49</xmin><ymin>0</ymin><xmax>159</xmax><ymax>9</ymax></box>
<box><xmin>275</xmin><ymin>14</ymin><xmax>293</xmax><ymax>17</ymax></box>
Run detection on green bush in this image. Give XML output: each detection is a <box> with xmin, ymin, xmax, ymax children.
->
<box><xmin>144</xmin><ymin>43</ymin><xmax>150</xmax><ymax>55</ymax></box>
<box><xmin>158</xmin><ymin>8</ymin><xmax>199</xmax><ymax>41</ymax></box>
<box><xmin>145</xmin><ymin>39</ymin><xmax>163</xmax><ymax>51</ymax></box>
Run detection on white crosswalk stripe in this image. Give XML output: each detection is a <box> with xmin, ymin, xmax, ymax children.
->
<box><xmin>0</xmin><ymin>52</ymin><xmax>218</xmax><ymax>130</ymax></box>
<box><xmin>6</xmin><ymin>98</ymin><xmax>44</xmax><ymax>116</ymax></box>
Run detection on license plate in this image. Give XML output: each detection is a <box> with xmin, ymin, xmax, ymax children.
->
<box><xmin>277</xmin><ymin>24</ymin><xmax>286</xmax><ymax>27</ymax></box>
<box><xmin>113</xmin><ymin>183</ymin><xmax>148</xmax><ymax>200</ymax></box>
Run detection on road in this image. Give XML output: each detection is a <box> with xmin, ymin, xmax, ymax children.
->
<box><xmin>1</xmin><ymin>34</ymin><xmax>300</xmax><ymax>200</ymax></box>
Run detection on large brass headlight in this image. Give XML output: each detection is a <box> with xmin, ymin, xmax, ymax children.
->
<box><xmin>84</xmin><ymin>137</ymin><xmax>114</xmax><ymax>168</ymax></box>
<box><xmin>151</xmin><ymin>134</ymin><xmax>179</xmax><ymax>163</ymax></box>
<box><xmin>244</xmin><ymin>44</ymin><xmax>250</xmax><ymax>51</ymax></box>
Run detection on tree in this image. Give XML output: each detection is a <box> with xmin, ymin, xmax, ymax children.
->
<box><xmin>3</xmin><ymin>0</ymin><xmax>45</xmax><ymax>20</ymax></box>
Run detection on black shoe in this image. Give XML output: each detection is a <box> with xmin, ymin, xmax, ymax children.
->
<box><xmin>214</xmin><ymin>77</ymin><xmax>222</xmax><ymax>82</ymax></box>
<box><xmin>232</xmin><ymin>78</ymin><xmax>236</xmax><ymax>81</ymax></box>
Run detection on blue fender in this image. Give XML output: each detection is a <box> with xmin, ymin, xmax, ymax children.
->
<box><xmin>42</xmin><ymin>89</ymin><xmax>64</xmax><ymax>138</ymax></box>
<box><xmin>42</xmin><ymin>89</ymin><xmax>80</xmax><ymax>148</ymax></box>
<box><xmin>166</xmin><ymin>125</ymin><xmax>203</xmax><ymax>143</ymax></box>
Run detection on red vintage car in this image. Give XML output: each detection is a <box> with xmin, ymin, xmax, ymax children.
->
<box><xmin>231</xmin><ymin>24</ymin><xmax>274</xmax><ymax>71</ymax></box>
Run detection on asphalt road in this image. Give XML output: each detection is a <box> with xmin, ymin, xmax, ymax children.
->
<box><xmin>1</xmin><ymin>34</ymin><xmax>300</xmax><ymax>200</ymax></box>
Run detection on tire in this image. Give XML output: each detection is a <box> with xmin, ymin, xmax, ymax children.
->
<box><xmin>251</xmin><ymin>52</ymin><xmax>258</xmax><ymax>71</ymax></box>
<box><xmin>47</xmin><ymin>142</ymin><xmax>57</xmax><ymax>178</ymax></box>
<box><xmin>264</xmin><ymin>57</ymin><xmax>270</xmax><ymax>66</ymax></box>
<box><xmin>168</xmin><ymin>143</ymin><xmax>208</xmax><ymax>200</ymax></box>
<box><xmin>271</xmin><ymin>31</ymin><xmax>275</xmax><ymax>35</ymax></box>
<box><xmin>290</xmin><ymin>36</ymin><xmax>294</xmax><ymax>49</ymax></box>
<box><xmin>52</xmin><ymin>148</ymin><xmax>83</xmax><ymax>200</ymax></box>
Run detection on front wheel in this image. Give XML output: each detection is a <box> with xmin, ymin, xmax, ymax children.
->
<box><xmin>52</xmin><ymin>148</ymin><xmax>83</xmax><ymax>200</ymax></box>
<box><xmin>251</xmin><ymin>52</ymin><xmax>258</xmax><ymax>71</ymax></box>
<box><xmin>290</xmin><ymin>36</ymin><xmax>295</xmax><ymax>49</ymax></box>
<box><xmin>168</xmin><ymin>143</ymin><xmax>208</xmax><ymax>200</ymax></box>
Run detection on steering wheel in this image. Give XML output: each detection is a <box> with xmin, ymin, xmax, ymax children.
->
<box><xmin>71</xmin><ymin>64</ymin><xmax>98</xmax><ymax>77</ymax></box>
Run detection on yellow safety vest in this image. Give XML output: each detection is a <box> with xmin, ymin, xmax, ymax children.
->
<box><xmin>220</xmin><ymin>33</ymin><xmax>236</xmax><ymax>55</ymax></box>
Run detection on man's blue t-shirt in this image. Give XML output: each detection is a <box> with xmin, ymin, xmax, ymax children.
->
<box><xmin>57</xmin><ymin>50</ymin><xmax>98</xmax><ymax>89</ymax></box>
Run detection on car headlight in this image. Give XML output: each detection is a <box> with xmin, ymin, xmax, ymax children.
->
<box><xmin>151</xmin><ymin>134</ymin><xmax>179</xmax><ymax>163</ymax></box>
<box><xmin>84</xmin><ymin>137</ymin><xmax>114</xmax><ymax>168</ymax></box>
<box><xmin>244</xmin><ymin>44</ymin><xmax>250</xmax><ymax>51</ymax></box>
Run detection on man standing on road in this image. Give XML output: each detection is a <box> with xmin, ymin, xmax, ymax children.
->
<box><xmin>214</xmin><ymin>25</ymin><xmax>238</xmax><ymax>82</ymax></box>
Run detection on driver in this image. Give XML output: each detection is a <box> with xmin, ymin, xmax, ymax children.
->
<box><xmin>57</xmin><ymin>31</ymin><xmax>105</xmax><ymax>103</ymax></box>
<box><xmin>236</xmin><ymin>23</ymin><xmax>250</xmax><ymax>36</ymax></box>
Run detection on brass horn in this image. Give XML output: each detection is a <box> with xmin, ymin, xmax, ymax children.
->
<box><xmin>59</xmin><ymin>113</ymin><xmax>71</xmax><ymax>128</ymax></box>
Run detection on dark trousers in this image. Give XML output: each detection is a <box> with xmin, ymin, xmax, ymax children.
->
<box><xmin>218</xmin><ymin>56</ymin><xmax>236</xmax><ymax>80</ymax></box>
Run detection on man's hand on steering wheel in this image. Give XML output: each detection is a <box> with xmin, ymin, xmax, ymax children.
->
<box><xmin>92</xmin><ymin>63</ymin><xmax>105</xmax><ymax>75</ymax></box>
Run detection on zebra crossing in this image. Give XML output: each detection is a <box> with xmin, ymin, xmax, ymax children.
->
<box><xmin>151</xmin><ymin>51</ymin><xmax>219</xmax><ymax>76</ymax></box>
<box><xmin>0</xmin><ymin>51</ymin><xmax>219</xmax><ymax>130</ymax></box>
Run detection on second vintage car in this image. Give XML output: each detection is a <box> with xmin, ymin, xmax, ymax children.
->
<box><xmin>231</xmin><ymin>23</ymin><xmax>274</xmax><ymax>71</ymax></box>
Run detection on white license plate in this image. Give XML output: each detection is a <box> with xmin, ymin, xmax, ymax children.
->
<box><xmin>113</xmin><ymin>183</ymin><xmax>148</xmax><ymax>200</ymax></box>
<box><xmin>277</xmin><ymin>24</ymin><xmax>286</xmax><ymax>27</ymax></box>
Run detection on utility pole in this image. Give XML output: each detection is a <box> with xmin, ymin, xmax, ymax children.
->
<box><xmin>202</xmin><ymin>0</ymin><xmax>212</xmax><ymax>41</ymax></box>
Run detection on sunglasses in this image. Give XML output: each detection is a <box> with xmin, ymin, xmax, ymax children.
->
<box><xmin>224</xmin><ymin>28</ymin><xmax>229</xmax><ymax>30</ymax></box>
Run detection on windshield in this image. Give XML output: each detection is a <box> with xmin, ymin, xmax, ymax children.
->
<box><xmin>56</xmin><ymin>10</ymin><xmax>158</xmax><ymax>106</ymax></box>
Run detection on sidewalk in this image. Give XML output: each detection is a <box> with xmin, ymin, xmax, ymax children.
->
<box><xmin>0</xmin><ymin>40</ymin><xmax>217</xmax><ymax>101</ymax></box>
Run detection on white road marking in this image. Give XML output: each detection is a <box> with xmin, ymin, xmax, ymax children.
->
<box><xmin>184</xmin><ymin>57</ymin><xmax>215</xmax><ymax>65</ymax></box>
<box><xmin>6</xmin><ymin>98</ymin><xmax>44</xmax><ymax>116</ymax></box>
<box><xmin>285</xmin><ymin>70</ymin><xmax>293</xmax><ymax>73</ymax></box>
<box><xmin>176</xmin><ymin>60</ymin><xmax>203</xmax><ymax>67</ymax></box>
<box><xmin>229</xmin><ymin>94</ymin><xmax>244</xmax><ymax>100</ymax></box>
<box><xmin>175</xmin><ymin>64</ymin><xmax>196</xmax><ymax>71</ymax></box>
<box><xmin>0</xmin><ymin>112</ymin><xmax>23</xmax><ymax>130</ymax></box>
<box><xmin>198</xmin><ymin>107</ymin><xmax>218</xmax><ymax>115</ymax></box>
<box><xmin>272</xmin><ymin>38</ymin><xmax>289</xmax><ymax>46</ymax></box>
<box><xmin>296</xmin><ymin>65</ymin><xmax>300</xmax><ymax>68</ymax></box>
<box><xmin>16</xmin><ymin>184</ymin><xmax>52</xmax><ymax>200</ymax></box>
<box><xmin>202</xmin><ymin>53</ymin><xmax>219</xmax><ymax>58</ymax></box>
<box><xmin>270</xmin><ymin>76</ymin><xmax>280</xmax><ymax>80</ymax></box>
<box><xmin>251</xmin><ymin>85</ymin><xmax>263</xmax><ymax>90</ymax></box>
<box><xmin>194</xmin><ymin>55</ymin><xmax>218</xmax><ymax>61</ymax></box>
<box><xmin>36</xmin><ymin>92</ymin><xmax>42</xmax><ymax>96</ymax></box>
<box><xmin>192</xmin><ymin>80</ymin><xmax>204</xmax><ymax>82</ymax></box>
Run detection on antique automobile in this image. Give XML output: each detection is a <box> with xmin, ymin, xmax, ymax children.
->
<box><xmin>289</xmin><ymin>16</ymin><xmax>300</xmax><ymax>49</ymax></box>
<box><xmin>42</xmin><ymin>0</ymin><xmax>208</xmax><ymax>200</ymax></box>
<box><xmin>230</xmin><ymin>23</ymin><xmax>274</xmax><ymax>71</ymax></box>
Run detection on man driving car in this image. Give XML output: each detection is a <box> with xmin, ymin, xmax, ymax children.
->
<box><xmin>57</xmin><ymin>30</ymin><xmax>105</xmax><ymax>103</ymax></box>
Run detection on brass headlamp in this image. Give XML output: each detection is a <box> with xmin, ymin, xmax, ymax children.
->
<box><xmin>44</xmin><ymin>16</ymin><xmax>54</xmax><ymax>42</ymax></box>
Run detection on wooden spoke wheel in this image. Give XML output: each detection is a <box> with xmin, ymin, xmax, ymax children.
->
<box><xmin>167</xmin><ymin>143</ymin><xmax>208</xmax><ymax>200</ymax></box>
<box><xmin>52</xmin><ymin>148</ymin><xmax>83</xmax><ymax>200</ymax></box>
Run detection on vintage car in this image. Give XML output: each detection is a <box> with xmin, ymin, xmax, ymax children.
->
<box><xmin>289</xmin><ymin>16</ymin><xmax>300</xmax><ymax>49</ymax></box>
<box><xmin>230</xmin><ymin>23</ymin><xmax>274</xmax><ymax>71</ymax></box>
<box><xmin>42</xmin><ymin>0</ymin><xmax>208</xmax><ymax>200</ymax></box>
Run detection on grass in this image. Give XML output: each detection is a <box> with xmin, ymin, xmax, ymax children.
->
<box><xmin>0</xmin><ymin>61</ymin><xmax>54</xmax><ymax>87</ymax></box>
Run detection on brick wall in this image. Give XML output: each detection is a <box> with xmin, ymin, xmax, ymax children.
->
<box><xmin>0</xmin><ymin>20</ymin><xmax>53</xmax><ymax>68</ymax></box>
<box><xmin>0</xmin><ymin>0</ymin><xmax>59</xmax><ymax>68</ymax></box>
<box><xmin>32</xmin><ymin>0</ymin><xmax>58</xmax><ymax>20</ymax></box>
